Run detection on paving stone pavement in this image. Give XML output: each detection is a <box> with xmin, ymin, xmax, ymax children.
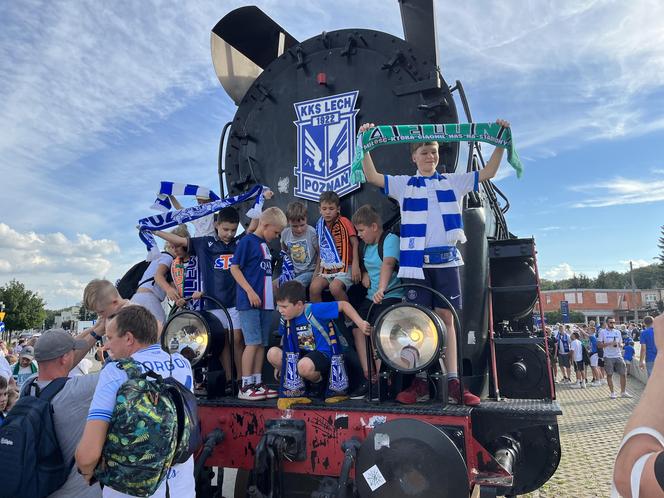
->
<box><xmin>523</xmin><ymin>375</ymin><xmax>644</xmax><ymax>498</ymax></box>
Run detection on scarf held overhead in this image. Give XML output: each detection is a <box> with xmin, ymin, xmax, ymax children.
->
<box><xmin>351</xmin><ymin>122</ymin><xmax>523</xmax><ymax>183</ymax></box>
<box><xmin>138</xmin><ymin>184</ymin><xmax>264</xmax><ymax>260</ymax></box>
<box><xmin>151</xmin><ymin>182</ymin><xmax>220</xmax><ymax>212</ymax></box>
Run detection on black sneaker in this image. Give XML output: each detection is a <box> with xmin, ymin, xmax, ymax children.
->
<box><xmin>350</xmin><ymin>379</ymin><xmax>370</xmax><ymax>399</ymax></box>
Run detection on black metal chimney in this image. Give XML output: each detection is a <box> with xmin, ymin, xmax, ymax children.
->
<box><xmin>398</xmin><ymin>0</ymin><xmax>439</xmax><ymax>66</ymax></box>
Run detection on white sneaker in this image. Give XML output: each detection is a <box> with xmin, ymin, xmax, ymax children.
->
<box><xmin>590</xmin><ymin>381</ymin><xmax>601</xmax><ymax>387</ymax></box>
<box><xmin>610</xmin><ymin>392</ymin><xmax>617</xmax><ymax>399</ymax></box>
<box><xmin>255</xmin><ymin>383</ymin><xmax>279</xmax><ymax>399</ymax></box>
<box><xmin>581</xmin><ymin>382</ymin><xmax>586</xmax><ymax>389</ymax></box>
<box><xmin>238</xmin><ymin>385</ymin><xmax>267</xmax><ymax>401</ymax></box>
<box><xmin>621</xmin><ymin>391</ymin><xmax>633</xmax><ymax>398</ymax></box>
<box><xmin>570</xmin><ymin>383</ymin><xmax>582</xmax><ymax>389</ymax></box>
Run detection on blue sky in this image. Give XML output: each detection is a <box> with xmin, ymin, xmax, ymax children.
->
<box><xmin>1</xmin><ymin>0</ymin><xmax>662</xmax><ymax>308</ymax></box>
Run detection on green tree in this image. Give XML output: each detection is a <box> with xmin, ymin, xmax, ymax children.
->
<box><xmin>78</xmin><ymin>304</ymin><xmax>97</xmax><ymax>322</ymax></box>
<box><xmin>0</xmin><ymin>279</ymin><xmax>46</xmax><ymax>331</ymax></box>
<box><xmin>44</xmin><ymin>309</ymin><xmax>59</xmax><ymax>329</ymax></box>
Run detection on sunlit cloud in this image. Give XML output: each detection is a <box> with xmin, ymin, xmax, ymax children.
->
<box><xmin>570</xmin><ymin>176</ymin><xmax>664</xmax><ymax>208</ymax></box>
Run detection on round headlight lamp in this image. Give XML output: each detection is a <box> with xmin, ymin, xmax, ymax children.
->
<box><xmin>161</xmin><ymin>298</ymin><xmax>229</xmax><ymax>367</ymax></box>
<box><xmin>373</xmin><ymin>303</ymin><xmax>446</xmax><ymax>374</ymax></box>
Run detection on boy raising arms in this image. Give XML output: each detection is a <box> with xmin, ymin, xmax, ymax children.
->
<box><xmin>268</xmin><ymin>281</ymin><xmax>371</xmax><ymax>401</ymax></box>
<box><xmin>310</xmin><ymin>191</ymin><xmax>360</xmax><ymax>303</ymax></box>
<box><xmin>231</xmin><ymin>207</ymin><xmax>288</xmax><ymax>401</ymax></box>
<box><xmin>359</xmin><ymin>119</ymin><xmax>510</xmax><ymax>406</ymax></box>
<box><xmin>150</xmin><ymin>207</ymin><xmax>249</xmax><ymax>386</ymax></box>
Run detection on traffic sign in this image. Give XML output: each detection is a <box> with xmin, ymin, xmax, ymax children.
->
<box><xmin>560</xmin><ymin>300</ymin><xmax>570</xmax><ymax>323</ymax></box>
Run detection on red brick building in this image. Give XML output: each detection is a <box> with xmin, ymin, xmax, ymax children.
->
<box><xmin>540</xmin><ymin>288</ymin><xmax>663</xmax><ymax>323</ymax></box>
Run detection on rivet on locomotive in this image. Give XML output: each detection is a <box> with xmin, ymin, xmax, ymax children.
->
<box><xmin>161</xmin><ymin>2</ymin><xmax>562</xmax><ymax>497</ymax></box>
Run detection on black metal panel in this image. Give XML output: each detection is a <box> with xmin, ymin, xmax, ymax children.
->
<box><xmin>398</xmin><ymin>0</ymin><xmax>439</xmax><ymax>67</ymax></box>
<box><xmin>224</xmin><ymin>28</ymin><xmax>458</xmax><ymax>224</ymax></box>
<box><xmin>211</xmin><ymin>6</ymin><xmax>298</xmax><ymax>69</ymax></box>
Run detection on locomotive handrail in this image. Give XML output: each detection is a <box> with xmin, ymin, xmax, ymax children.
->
<box><xmin>217</xmin><ymin>121</ymin><xmax>232</xmax><ymax>198</ymax></box>
<box><xmin>165</xmin><ymin>295</ymin><xmax>237</xmax><ymax>395</ymax></box>
<box><xmin>365</xmin><ymin>282</ymin><xmax>465</xmax><ymax>405</ymax></box>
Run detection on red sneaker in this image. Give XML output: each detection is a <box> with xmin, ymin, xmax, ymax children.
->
<box><xmin>448</xmin><ymin>378</ymin><xmax>480</xmax><ymax>406</ymax></box>
<box><xmin>396</xmin><ymin>377</ymin><xmax>430</xmax><ymax>404</ymax></box>
<box><xmin>255</xmin><ymin>384</ymin><xmax>279</xmax><ymax>399</ymax></box>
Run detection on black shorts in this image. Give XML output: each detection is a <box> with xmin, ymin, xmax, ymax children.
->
<box><xmin>403</xmin><ymin>267</ymin><xmax>462</xmax><ymax>310</ymax></box>
<box><xmin>574</xmin><ymin>360</ymin><xmax>584</xmax><ymax>372</ymax></box>
<box><xmin>357</xmin><ymin>297</ymin><xmax>402</xmax><ymax>323</ymax></box>
<box><xmin>300</xmin><ymin>350</ymin><xmax>331</xmax><ymax>376</ymax></box>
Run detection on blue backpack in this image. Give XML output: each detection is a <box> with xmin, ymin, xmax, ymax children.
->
<box><xmin>0</xmin><ymin>377</ymin><xmax>70</xmax><ymax>498</ymax></box>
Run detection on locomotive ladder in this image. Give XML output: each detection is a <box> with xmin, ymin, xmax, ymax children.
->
<box><xmin>487</xmin><ymin>239</ymin><xmax>556</xmax><ymax>401</ymax></box>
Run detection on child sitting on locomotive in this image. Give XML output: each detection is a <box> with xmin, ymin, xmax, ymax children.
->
<box><xmin>309</xmin><ymin>190</ymin><xmax>361</xmax><ymax>303</ymax></box>
<box><xmin>358</xmin><ymin>119</ymin><xmax>510</xmax><ymax>406</ymax></box>
<box><xmin>268</xmin><ymin>280</ymin><xmax>371</xmax><ymax>407</ymax></box>
<box><xmin>348</xmin><ymin>204</ymin><xmax>403</xmax><ymax>399</ymax></box>
<box><xmin>279</xmin><ymin>201</ymin><xmax>319</xmax><ymax>288</ymax></box>
<box><xmin>231</xmin><ymin>206</ymin><xmax>288</xmax><ymax>401</ymax></box>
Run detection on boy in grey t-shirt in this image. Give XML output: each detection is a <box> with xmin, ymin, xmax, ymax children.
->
<box><xmin>280</xmin><ymin>201</ymin><xmax>319</xmax><ymax>288</ymax></box>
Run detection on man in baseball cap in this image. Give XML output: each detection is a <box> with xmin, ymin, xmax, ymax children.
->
<box><xmin>19</xmin><ymin>328</ymin><xmax>102</xmax><ymax>497</ymax></box>
<box><xmin>34</xmin><ymin>329</ymin><xmax>87</xmax><ymax>362</ymax></box>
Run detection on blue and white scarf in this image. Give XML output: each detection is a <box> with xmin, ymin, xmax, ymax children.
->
<box><xmin>139</xmin><ymin>184</ymin><xmax>264</xmax><ymax>260</ymax></box>
<box><xmin>399</xmin><ymin>173</ymin><xmax>465</xmax><ymax>279</ymax></box>
<box><xmin>278</xmin><ymin>250</ymin><xmax>296</xmax><ymax>286</ymax></box>
<box><xmin>316</xmin><ymin>217</ymin><xmax>343</xmax><ymax>271</ymax></box>
<box><xmin>151</xmin><ymin>182</ymin><xmax>221</xmax><ymax>212</ymax></box>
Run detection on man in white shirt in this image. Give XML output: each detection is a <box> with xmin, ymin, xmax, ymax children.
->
<box><xmin>598</xmin><ymin>318</ymin><xmax>631</xmax><ymax>399</ymax></box>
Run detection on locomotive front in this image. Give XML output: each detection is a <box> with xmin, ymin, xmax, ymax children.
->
<box><xmin>188</xmin><ymin>2</ymin><xmax>562</xmax><ymax>497</ymax></box>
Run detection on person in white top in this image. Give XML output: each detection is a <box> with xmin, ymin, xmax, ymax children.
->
<box><xmin>599</xmin><ymin>317</ymin><xmax>631</xmax><ymax>399</ymax></box>
<box><xmin>130</xmin><ymin>250</ymin><xmax>174</xmax><ymax>324</ymax></box>
<box><xmin>569</xmin><ymin>332</ymin><xmax>586</xmax><ymax>389</ymax></box>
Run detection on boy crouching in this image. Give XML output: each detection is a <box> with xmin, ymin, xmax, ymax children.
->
<box><xmin>268</xmin><ymin>281</ymin><xmax>370</xmax><ymax>409</ymax></box>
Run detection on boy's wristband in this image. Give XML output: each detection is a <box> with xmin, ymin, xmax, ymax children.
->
<box><xmin>90</xmin><ymin>331</ymin><xmax>102</xmax><ymax>342</ymax></box>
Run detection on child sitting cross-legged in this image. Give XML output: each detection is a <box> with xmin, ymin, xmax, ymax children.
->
<box><xmin>268</xmin><ymin>280</ymin><xmax>371</xmax><ymax>409</ymax></box>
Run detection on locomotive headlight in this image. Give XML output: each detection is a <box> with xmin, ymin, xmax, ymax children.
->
<box><xmin>161</xmin><ymin>310</ymin><xmax>225</xmax><ymax>367</ymax></box>
<box><xmin>373</xmin><ymin>303</ymin><xmax>445</xmax><ymax>374</ymax></box>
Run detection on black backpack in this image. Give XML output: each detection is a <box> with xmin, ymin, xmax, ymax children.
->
<box><xmin>359</xmin><ymin>231</ymin><xmax>399</xmax><ymax>273</ymax></box>
<box><xmin>0</xmin><ymin>377</ymin><xmax>70</xmax><ymax>498</ymax></box>
<box><xmin>115</xmin><ymin>252</ymin><xmax>173</xmax><ymax>299</ymax></box>
<box><xmin>164</xmin><ymin>375</ymin><xmax>202</xmax><ymax>464</ymax></box>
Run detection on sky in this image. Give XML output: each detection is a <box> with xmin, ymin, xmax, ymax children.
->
<box><xmin>0</xmin><ymin>0</ymin><xmax>663</xmax><ymax>309</ymax></box>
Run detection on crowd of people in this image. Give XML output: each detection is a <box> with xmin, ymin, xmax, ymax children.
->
<box><xmin>547</xmin><ymin>316</ymin><xmax>657</xmax><ymax>399</ymax></box>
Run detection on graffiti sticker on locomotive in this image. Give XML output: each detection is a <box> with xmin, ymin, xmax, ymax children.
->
<box><xmin>293</xmin><ymin>91</ymin><xmax>360</xmax><ymax>202</ymax></box>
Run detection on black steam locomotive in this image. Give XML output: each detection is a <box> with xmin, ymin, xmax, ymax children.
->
<box><xmin>161</xmin><ymin>2</ymin><xmax>561</xmax><ymax>496</ymax></box>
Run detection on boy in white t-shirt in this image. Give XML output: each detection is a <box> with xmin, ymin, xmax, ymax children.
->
<box><xmin>569</xmin><ymin>332</ymin><xmax>586</xmax><ymax>389</ymax></box>
<box><xmin>598</xmin><ymin>318</ymin><xmax>631</xmax><ymax>399</ymax></box>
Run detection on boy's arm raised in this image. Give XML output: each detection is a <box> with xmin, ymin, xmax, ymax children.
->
<box><xmin>168</xmin><ymin>195</ymin><xmax>183</xmax><ymax>210</ymax></box>
<box><xmin>151</xmin><ymin>230</ymin><xmax>188</xmax><ymax>249</ymax></box>
<box><xmin>359</xmin><ymin>123</ymin><xmax>386</xmax><ymax>189</ymax></box>
<box><xmin>479</xmin><ymin>118</ymin><xmax>510</xmax><ymax>182</ymax></box>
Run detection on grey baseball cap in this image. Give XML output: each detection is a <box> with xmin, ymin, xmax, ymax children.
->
<box><xmin>34</xmin><ymin>329</ymin><xmax>88</xmax><ymax>362</ymax></box>
<box><xmin>19</xmin><ymin>345</ymin><xmax>35</xmax><ymax>360</ymax></box>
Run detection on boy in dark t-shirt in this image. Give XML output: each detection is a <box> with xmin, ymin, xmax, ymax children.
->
<box><xmin>151</xmin><ymin>207</ymin><xmax>254</xmax><ymax>384</ymax></box>
<box><xmin>231</xmin><ymin>207</ymin><xmax>288</xmax><ymax>401</ymax></box>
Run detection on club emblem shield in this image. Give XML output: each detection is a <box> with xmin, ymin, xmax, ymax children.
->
<box><xmin>293</xmin><ymin>91</ymin><xmax>360</xmax><ymax>202</ymax></box>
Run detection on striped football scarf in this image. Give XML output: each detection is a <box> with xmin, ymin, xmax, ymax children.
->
<box><xmin>399</xmin><ymin>173</ymin><xmax>466</xmax><ymax>279</ymax></box>
<box><xmin>151</xmin><ymin>182</ymin><xmax>220</xmax><ymax>212</ymax></box>
<box><xmin>139</xmin><ymin>184</ymin><xmax>264</xmax><ymax>260</ymax></box>
<box><xmin>351</xmin><ymin>122</ymin><xmax>523</xmax><ymax>183</ymax></box>
<box><xmin>316</xmin><ymin>217</ymin><xmax>346</xmax><ymax>271</ymax></box>
<box><xmin>278</xmin><ymin>250</ymin><xmax>296</xmax><ymax>286</ymax></box>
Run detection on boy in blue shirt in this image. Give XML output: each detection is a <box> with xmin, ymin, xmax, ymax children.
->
<box><xmin>639</xmin><ymin>316</ymin><xmax>657</xmax><ymax>378</ymax></box>
<box><xmin>151</xmin><ymin>207</ymin><xmax>252</xmax><ymax>388</ymax></box>
<box><xmin>623</xmin><ymin>339</ymin><xmax>635</xmax><ymax>376</ymax></box>
<box><xmin>348</xmin><ymin>204</ymin><xmax>403</xmax><ymax>399</ymax></box>
<box><xmin>267</xmin><ymin>281</ymin><xmax>371</xmax><ymax>407</ymax></box>
<box><xmin>231</xmin><ymin>207</ymin><xmax>287</xmax><ymax>401</ymax></box>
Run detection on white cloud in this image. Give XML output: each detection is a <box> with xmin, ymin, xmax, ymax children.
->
<box><xmin>620</xmin><ymin>259</ymin><xmax>653</xmax><ymax>270</ymax></box>
<box><xmin>544</xmin><ymin>263</ymin><xmax>575</xmax><ymax>280</ymax></box>
<box><xmin>570</xmin><ymin>176</ymin><xmax>664</xmax><ymax>208</ymax></box>
<box><xmin>0</xmin><ymin>223</ymin><xmax>123</xmax><ymax>308</ymax></box>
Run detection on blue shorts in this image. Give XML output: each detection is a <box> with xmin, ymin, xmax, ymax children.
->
<box><xmin>403</xmin><ymin>267</ymin><xmax>462</xmax><ymax>310</ymax></box>
<box><xmin>238</xmin><ymin>309</ymin><xmax>274</xmax><ymax>346</ymax></box>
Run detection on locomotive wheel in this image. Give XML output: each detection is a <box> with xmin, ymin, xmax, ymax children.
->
<box><xmin>234</xmin><ymin>469</ymin><xmax>333</xmax><ymax>498</ymax></box>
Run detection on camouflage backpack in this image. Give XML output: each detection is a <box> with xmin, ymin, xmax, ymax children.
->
<box><xmin>94</xmin><ymin>359</ymin><xmax>178</xmax><ymax>497</ymax></box>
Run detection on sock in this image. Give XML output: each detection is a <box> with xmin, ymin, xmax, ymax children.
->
<box><xmin>447</xmin><ymin>372</ymin><xmax>458</xmax><ymax>381</ymax></box>
<box><xmin>242</xmin><ymin>376</ymin><xmax>253</xmax><ymax>388</ymax></box>
<box><xmin>254</xmin><ymin>373</ymin><xmax>262</xmax><ymax>385</ymax></box>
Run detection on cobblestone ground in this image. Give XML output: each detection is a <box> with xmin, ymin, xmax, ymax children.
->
<box><xmin>523</xmin><ymin>374</ymin><xmax>644</xmax><ymax>498</ymax></box>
